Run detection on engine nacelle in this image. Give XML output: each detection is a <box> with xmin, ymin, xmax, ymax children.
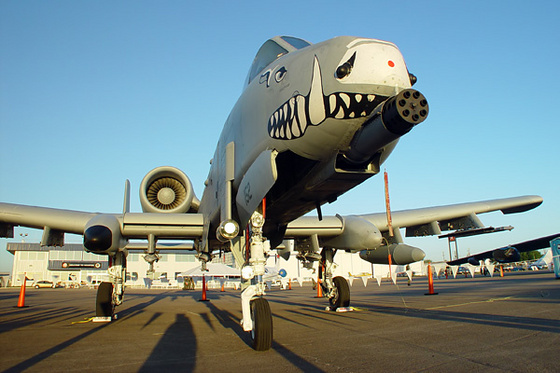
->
<box><xmin>492</xmin><ymin>247</ymin><xmax>521</xmax><ymax>263</ymax></box>
<box><xmin>83</xmin><ymin>215</ymin><xmax>127</xmax><ymax>255</ymax></box>
<box><xmin>468</xmin><ymin>257</ymin><xmax>480</xmax><ymax>266</ymax></box>
<box><xmin>140</xmin><ymin>166</ymin><xmax>198</xmax><ymax>213</ymax></box>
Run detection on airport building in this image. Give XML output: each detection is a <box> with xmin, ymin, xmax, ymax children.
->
<box><xmin>7</xmin><ymin>242</ymin><xmax>205</xmax><ymax>288</ymax></box>
<box><xmin>6</xmin><ymin>242</ymin><xmax>421</xmax><ymax>289</ymax></box>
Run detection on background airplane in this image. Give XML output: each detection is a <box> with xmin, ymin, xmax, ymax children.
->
<box><xmin>447</xmin><ymin>233</ymin><xmax>560</xmax><ymax>267</ymax></box>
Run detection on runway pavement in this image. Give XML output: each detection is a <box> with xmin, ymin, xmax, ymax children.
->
<box><xmin>1</xmin><ymin>271</ymin><xmax>558</xmax><ymax>372</ymax></box>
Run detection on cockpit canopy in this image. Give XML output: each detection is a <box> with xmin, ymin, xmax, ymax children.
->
<box><xmin>245</xmin><ymin>36</ymin><xmax>311</xmax><ymax>87</ymax></box>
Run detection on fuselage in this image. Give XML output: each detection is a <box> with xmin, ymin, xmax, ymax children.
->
<box><xmin>199</xmin><ymin>36</ymin><xmax>424</xmax><ymax>246</ymax></box>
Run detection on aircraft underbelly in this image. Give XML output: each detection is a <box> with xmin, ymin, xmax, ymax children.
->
<box><xmin>266</xmin><ymin>152</ymin><xmax>377</xmax><ymax>225</ymax></box>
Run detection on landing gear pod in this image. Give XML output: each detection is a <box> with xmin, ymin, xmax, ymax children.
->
<box><xmin>84</xmin><ymin>215</ymin><xmax>126</xmax><ymax>255</ymax></box>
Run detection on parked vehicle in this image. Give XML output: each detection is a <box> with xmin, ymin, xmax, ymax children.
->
<box><xmin>33</xmin><ymin>280</ymin><xmax>55</xmax><ymax>289</ymax></box>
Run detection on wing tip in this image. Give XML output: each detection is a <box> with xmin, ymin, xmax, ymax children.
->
<box><xmin>501</xmin><ymin>195</ymin><xmax>543</xmax><ymax>214</ymax></box>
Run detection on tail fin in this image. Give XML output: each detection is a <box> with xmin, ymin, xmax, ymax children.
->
<box><xmin>123</xmin><ymin>180</ymin><xmax>131</xmax><ymax>214</ymax></box>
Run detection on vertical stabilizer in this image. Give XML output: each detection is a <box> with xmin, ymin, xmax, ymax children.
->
<box><xmin>123</xmin><ymin>180</ymin><xmax>131</xmax><ymax>214</ymax></box>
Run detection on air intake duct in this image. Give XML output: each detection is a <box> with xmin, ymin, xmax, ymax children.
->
<box><xmin>140</xmin><ymin>166</ymin><xmax>198</xmax><ymax>213</ymax></box>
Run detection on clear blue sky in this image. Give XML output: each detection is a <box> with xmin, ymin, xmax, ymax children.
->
<box><xmin>1</xmin><ymin>1</ymin><xmax>559</xmax><ymax>272</ymax></box>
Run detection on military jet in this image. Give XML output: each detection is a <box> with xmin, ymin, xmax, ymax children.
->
<box><xmin>0</xmin><ymin>36</ymin><xmax>543</xmax><ymax>350</ymax></box>
<box><xmin>447</xmin><ymin>233</ymin><xmax>559</xmax><ymax>267</ymax></box>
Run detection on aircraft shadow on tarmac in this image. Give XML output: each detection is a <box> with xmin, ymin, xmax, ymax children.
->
<box><xmin>201</xmin><ymin>299</ymin><xmax>327</xmax><ymax>372</ymax></box>
<box><xmin>134</xmin><ymin>292</ymin><xmax>328</xmax><ymax>372</ymax></box>
<box><xmin>7</xmin><ymin>281</ymin><xmax>556</xmax><ymax>372</ymax></box>
<box><xmin>2</xmin><ymin>292</ymin><xmax>167</xmax><ymax>372</ymax></box>
<box><xmin>113</xmin><ymin>290</ymin><xmax>328</xmax><ymax>371</ymax></box>
<box><xmin>138</xmin><ymin>313</ymin><xmax>197</xmax><ymax>372</ymax></box>
<box><xmin>0</xmin><ymin>306</ymin><xmax>91</xmax><ymax>333</ymax></box>
<box><xmin>3</xmin><ymin>320</ymin><xmax>111</xmax><ymax>373</ymax></box>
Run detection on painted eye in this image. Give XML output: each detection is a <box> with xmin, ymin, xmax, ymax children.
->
<box><xmin>275</xmin><ymin>67</ymin><xmax>287</xmax><ymax>83</ymax></box>
<box><xmin>336</xmin><ymin>62</ymin><xmax>352</xmax><ymax>79</ymax></box>
<box><xmin>336</xmin><ymin>52</ymin><xmax>356</xmax><ymax>79</ymax></box>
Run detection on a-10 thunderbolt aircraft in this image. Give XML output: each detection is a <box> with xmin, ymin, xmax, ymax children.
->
<box><xmin>0</xmin><ymin>36</ymin><xmax>543</xmax><ymax>350</ymax></box>
<box><xmin>447</xmin><ymin>233</ymin><xmax>559</xmax><ymax>267</ymax></box>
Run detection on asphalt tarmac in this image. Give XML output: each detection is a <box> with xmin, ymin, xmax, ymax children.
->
<box><xmin>1</xmin><ymin>271</ymin><xmax>558</xmax><ymax>372</ymax></box>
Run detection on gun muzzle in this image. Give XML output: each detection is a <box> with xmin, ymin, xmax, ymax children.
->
<box><xmin>343</xmin><ymin>89</ymin><xmax>428</xmax><ymax>164</ymax></box>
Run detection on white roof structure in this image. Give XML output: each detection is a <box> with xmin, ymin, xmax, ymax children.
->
<box><xmin>181</xmin><ymin>263</ymin><xmax>240</xmax><ymax>277</ymax></box>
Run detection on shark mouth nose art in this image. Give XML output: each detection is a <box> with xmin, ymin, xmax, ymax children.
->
<box><xmin>268</xmin><ymin>56</ymin><xmax>382</xmax><ymax>140</ymax></box>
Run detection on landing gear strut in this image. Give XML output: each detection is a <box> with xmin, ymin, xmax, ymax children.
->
<box><xmin>239</xmin><ymin>210</ymin><xmax>273</xmax><ymax>350</ymax></box>
<box><xmin>320</xmin><ymin>248</ymin><xmax>351</xmax><ymax>310</ymax></box>
<box><xmin>94</xmin><ymin>250</ymin><xmax>127</xmax><ymax>321</ymax></box>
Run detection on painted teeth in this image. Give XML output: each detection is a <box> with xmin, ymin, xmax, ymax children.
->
<box><xmin>267</xmin><ymin>56</ymin><xmax>380</xmax><ymax>140</ymax></box>
<box><xmin>339</xmin><ymin>93</ymin><xmax>351</xmax><ymax>109</ymax></box>
<box><xmin>329</xmin><ymin>95</ymin><xmax>337</xmax><ymax>115</ymax></box>
<box><xmin>268</xmin><ymin>90</ymin><xmax>378</xmax><ymax>139</ymax></box>
<box><xmin>296</xmin><ymin>95</ymin><xmax>307</xmax><ymax>134</ymax></box>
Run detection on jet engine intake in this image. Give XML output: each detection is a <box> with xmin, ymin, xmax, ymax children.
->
<box><xmin>343</xmin><ymin>89</ymin><xmax>428</xmax><ymax>165</ymax></box>
<box><xmin>140</xmin><ymin>166</ymin><xmax>198</xmax><ymax>213</ymax></box>
<box><xmin>359</xmin><ymin>243</ymin><xmax>425</xmax><ymax>265</ymax></box>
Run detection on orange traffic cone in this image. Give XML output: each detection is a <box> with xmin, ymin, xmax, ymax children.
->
<box><xmin>16</xmin><ymin>276</ymin><xmax>28</xmax><ymax>308</ymax></box>
<box><xmin>199</xmin><ymin>275</ymin><xmax>209</xmax><ymax>302</ymax></box>
<box><xmin>315</xmin><ymin>277</ymin><xmax>322</xmax><ymax>298</ymax></box>
<box><xmin>424</xmin><ymin>265</ymin><xmax>438</xmax><ymax>296</ymax></box>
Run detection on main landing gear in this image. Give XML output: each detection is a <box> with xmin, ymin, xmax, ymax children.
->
<box><xmin>320</xmin><ymin>248</ymin><xmax>350</xmax><ymax>310</ymax></box>
<box><xmin>94</xmin><ymin>251</ymin><xmax>127</xmax><ymax>322</ymax></box>
<box><xmin>239</xmin><ymin>210</ymin><xmax>273</xmax><ymax>351</ymax></box>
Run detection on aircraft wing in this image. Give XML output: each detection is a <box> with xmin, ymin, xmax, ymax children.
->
<box><xmin>447</xmin><ymin>233</ymin><xmax>560</xmax><ymax>266</ymax></box>
<box><xmin>0</xmin><ymin>202</ymin><xmax>97</xmax><ymax>236</ymax></box>
<box><xmin>285</xmin><ymin>195</ymin><xmax>543</xmax><ymax>246</ymax></box>
<box><xmin>0</xmin><ymin>202</ymin><xmax>204</xmax><ymax>247</ymax></box>
<box><xmin>1</xmin><ymin>195</ymin><xmax>543</xmax><ymax>252</ymax></box>
<box><xmin>360</xmin><ymin>195</ymin><xmax>543</xmax><ymax>236</ymax></box>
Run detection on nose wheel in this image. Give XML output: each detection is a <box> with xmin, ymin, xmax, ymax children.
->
<box><xmin>250</xmin><ymin>297</ymin><xmax>273</xmax><ymax>351</ymax></box>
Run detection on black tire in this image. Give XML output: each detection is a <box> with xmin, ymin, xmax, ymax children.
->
<box><xmin>250</xmin><ymin>297</ymin><xmax>273</xmax><ymax>351</ymax></box>
<box><xmin>96</xmin><ymin>282</ymin><xmax>114</xmax><ymax>317</ymax></box>
<box><xmin>329</xmin><ymin>276</ymin><xmax>350</xmax><ymax>309</ymax></box>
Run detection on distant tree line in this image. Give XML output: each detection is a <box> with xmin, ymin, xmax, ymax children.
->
<box><xmin>519</xmin><ymin>250</ymin><xmax>542</xmax><ymax>261</ymax></box>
